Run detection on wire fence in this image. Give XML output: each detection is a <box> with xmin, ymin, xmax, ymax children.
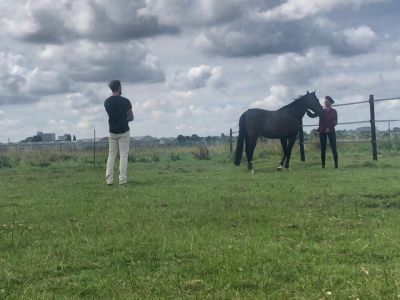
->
<box><xmin>0</xmin><ymin>134</ymin><xmax>233</xmax><ymax>166</ymax></box>
<box><xmin>1</xmin><ymin>95</ymin><xmax>398</xmax><ymax>164</ymax></box>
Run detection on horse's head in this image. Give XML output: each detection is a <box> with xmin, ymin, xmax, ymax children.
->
<box><xmin>303</xmin><ymin>91</ymin><xmax>323</xmax><ymax>116</ymax></box>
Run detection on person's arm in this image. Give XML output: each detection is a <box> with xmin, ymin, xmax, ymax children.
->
<box><xmin>126</xmin><ymin>99</ymin><xmax>134</xmax><ymax>122</ymax></box>
<box><xmin>127</xmin><ymin>108</ymin><xmax>134</xmax><ymax>122</ymax></box>
<box><xmin>326</xmin><ymin>110</ymin><xmax>337</xmax><ymax>133</ymax></box>
<box><xmin>333</xmin><ymin>109</ymin><xmax>338</xmax><ymax>127</ymax></box>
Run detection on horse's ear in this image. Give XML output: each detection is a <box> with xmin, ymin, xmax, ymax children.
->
<box><xmin>306</xmin><ymin>90</ymin><xmax>309</xmax><ymax>94</ymax></box>
<box><xmin>313</xmin><ymin>90</ymin><xmax>316</xmax><ymax>94</ymax></box>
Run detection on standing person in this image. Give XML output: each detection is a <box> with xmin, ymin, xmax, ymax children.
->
<box><xmin>307</xmin><ymin>96</ymin><xmax>339</xmax><ymax>169</ymax></box>
<box><xmin>318</xmin><ymin>96</ymin><xmax>338</xmax><ymax>168</ymax></box>
<box><xmin>104</xmin><ymin>80</ymin><xmax>134</xmax><ymax>185</ymax></box>
<box><xmin>307</xmin><ymin>96</ymin><xmax>338</xmax><ymax>168</ymax></box>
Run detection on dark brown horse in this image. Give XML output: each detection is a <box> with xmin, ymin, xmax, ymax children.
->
<box><xmin>234</xmin><ymin>91</ymin><xmax>323</xmax><ymax>173</ymax></box>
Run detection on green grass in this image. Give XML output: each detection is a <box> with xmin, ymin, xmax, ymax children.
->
<box><xmin>1</xmin><ymin>144</ymin><xmax>400</xmax><ymax>298</ymax></box>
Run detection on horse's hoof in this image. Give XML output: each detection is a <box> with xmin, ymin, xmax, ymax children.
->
<box><xmin>249</xmin><ymin>169</ymin><xmax>255</xmax><ymax>175</ymax></box>
<box><xmin>276</xmin><ymin>165</ymin><xmax>283</xmax><ymax>171</ymax></box>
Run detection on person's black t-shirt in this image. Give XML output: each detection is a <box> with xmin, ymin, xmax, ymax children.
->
<box><xmin>104</xmin><ymin>96</ymin><xmax>132</xmax><ymax>134</ymax></box>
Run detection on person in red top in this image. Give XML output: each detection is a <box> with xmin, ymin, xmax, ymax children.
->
<box><xmin>308</xmin><ymin>96</ymin><xmax>338</xmax><ymax>168</ymax></box>
<box><xmin>318</xmin><ymin>96</ymin><xmax>338</xmax><ymax>168</ymax></box>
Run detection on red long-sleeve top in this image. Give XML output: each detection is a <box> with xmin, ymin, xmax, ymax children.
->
<box><xmin>319</xmin><ymin>108</ymin><xmax>338</xmax><ymax>133</ymax></box>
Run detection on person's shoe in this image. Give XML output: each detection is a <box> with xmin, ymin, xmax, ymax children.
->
<box><xmin>322</xmin><ymin>165</ymin><xmax>325</xmax><ymax>169</ymax></box>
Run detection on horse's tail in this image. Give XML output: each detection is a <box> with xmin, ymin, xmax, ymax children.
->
<box><xmin>234</xmin><ymin>112</ymin><xmax>246</xmax><ymax>166</ymax></box>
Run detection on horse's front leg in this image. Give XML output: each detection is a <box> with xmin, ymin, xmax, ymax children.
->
<box><xmin>278</xmin><ymin>138</ymin><xmax>287</xmax><ymax>170</ymax></box>
<box><xmin>284</xmin><ymin>135</ymin><xmax>297</xmax><ymax>169</ymax></box>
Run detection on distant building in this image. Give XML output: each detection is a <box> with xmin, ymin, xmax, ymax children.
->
<box><xmin>37</xmin><ymin>131</ymin><xmax>55</xmax><ymax>142</ymax></box>
<box><xmin>355</xmin><ymin>127</ymin><xmax>370</xmax><ymax>133</ymax></box>
<box><xmin>58</xmin><ymin>134</ymin><xmax>72</xmax><ymax>142</ymax></box>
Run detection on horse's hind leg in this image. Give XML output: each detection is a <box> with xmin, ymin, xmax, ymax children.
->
<box><xmin>245</xmin><ymin>135</ymin><xmax>258</xmax><ymax>173</ymax></box>
<box><xmin>284</xmin><ymin>135</ymin><xmax>297</xmax><ymax>169</ymax></box>
<box><xmin>278</xmin><ymin>138</ymin><xmax>287</xmax><ymax>170</ymax></box>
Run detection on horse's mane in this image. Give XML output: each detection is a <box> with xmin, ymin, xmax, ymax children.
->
<box><xmin>277</xmin><ymin>95</ymin><xmax>304</xmax><ymax>111</ymax></box>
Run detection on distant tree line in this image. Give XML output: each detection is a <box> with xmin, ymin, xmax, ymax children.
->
<box><xmin>176</xmin><ymin>133</ymin><xmax>230</xmax><ymax>145</ymax></box>
<box><xmin>306</xmin><ymin>127</ymin><xmax>400</xmax><ymax>140</ymax></box>
<box><xmin>17</xmin><ymin>127</ymin><xmax>399</xmax><ymax>145</ymax></box>
<box><xmin>21</xmin><ymin>135</ymin><xmax>43</xmax><ymax>143</ymax></box>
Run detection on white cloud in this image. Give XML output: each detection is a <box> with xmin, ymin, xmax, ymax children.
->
<box><xmin>268</xmin><ymin>49</ymin><xmax>327</xmax><ymax>84</ymax></box>
<box><xmin>36</xmin><ymin>41</ymin><xmax>165</xmax><ymax>84</ymax></box>
<box><xmin>64</xmin><ymin>88</ymin><xmax>105</xmax><ymax>111</ymax></box>
<box><xmin>169</xmin><ymin>65</ymin><xmax>224</xmax><ymax>90</ymax></box>
<box><xmin>316</xmin><ymin>72</ymin><xmax>384</xmax><ymax>91</ymax></box>
<box><xmin>171</xmin><ymin>90</ymin><xmax>195</xmax><ymax>99</ymax></box>
<box><xmin>24</xmin><ymin>68</ymin><xmax>73</xmax><ymax>95</ymax></box>
<box><xmin>0</xmin><ymin>118</ymin><xmax>38</xmax><ymax>142</ymax></box>
<box><xmin>1</xmin><ymin>0</ymin><xmax>177</xmax><ymax>44</ymax></box>
<box><xmin>258</xmin><ymin>0</ymin><xmax>384</xmax><ymax>22</ymax></box>
<box><xmin>0</xmin><ymin>49</ymin><xmax>92</xmax><ymax>105</ymax></box>
<box><xmin>76</xmin><ymin>106</ymin><xmax>105</xmax><ymax>129</ymax></box>
<box><xmin>0</xmin><ymin>52</ymin><xmax>39</xmax><ymax>104</ymax></box>
<box><xmin>43</xmin><ymin>119</ymin><xmax>72</xmax><ymax>135</ymax></box>
<box><xmin>251</xmin><ymin>85</ymin><xmax>292</xmax><ymax>109</ymax></box>
<box><xmin>142</xmin><ymin>0</ymin><xmax>246</xmax><ymax>26</ymax></box>
<box><xmin>343</xmin><ymin>25</ymin><xmax>377</xmax><ymax>50</ymax></box>
<box><xmin>195</xmin><ymin>16</ymin><xmax>377</xmax><ymax>57</ymax></box>
<box><xmin>0</xmin><ymin>52</ymin><xmax>28</xmax><ymax>94</ymax></box>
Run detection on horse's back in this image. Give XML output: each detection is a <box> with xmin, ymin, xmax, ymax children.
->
<box><xmin>244</xmin><ymin>108</ymin><xmax>301</xmax><ymax>138</ymax></box>
<box><xmin>247</xmin><ymin>108</ymin><xmax>271</xmax><ymax>114</ymax></box>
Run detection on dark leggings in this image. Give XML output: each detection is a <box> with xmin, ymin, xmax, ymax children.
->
<box><xmin>320</xmin><ymin>132</ymin><xmax>338</xmax><ymax>168</ymax></box>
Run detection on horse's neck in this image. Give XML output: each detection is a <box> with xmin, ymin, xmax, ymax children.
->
<box><xmin>282</xmin><ymin>100</ymin><xmax>307</xmax><ymax>118</ymax></box>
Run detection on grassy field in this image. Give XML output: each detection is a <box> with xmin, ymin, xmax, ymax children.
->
<box><xmin>1</xmin><ymin>143</ymin><xmax>400</xmax><ymax>299</ymax></box>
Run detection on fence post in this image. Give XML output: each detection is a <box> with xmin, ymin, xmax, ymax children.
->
<box><xmin>388</xmin><ymin>121</ymin><xmax>391</xmax><ymax>153</ymax></box>
<box><xmin>93</xmin><ymin>129</ymin><xmax>96</xmax><ymax>165</ymax></box>
<box><xmin>369</xmin><ymin>95</ymin><xmax>378</xmax><ymax>160</ymax></box>
<box><xmin>298</xmin><ymin>122</ymin><xmax>305</xmax><ymax>162</ymax></box>
<box><xmin>229</xmin><ymin>128</ymin><xmax>233</xmax><ymax>154</ymax></box>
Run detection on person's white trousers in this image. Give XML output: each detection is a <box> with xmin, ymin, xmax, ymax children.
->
<box><xmin>106</xmin><ymin>130</ymin><xmax>130</xmax><ymax>185</ymax></box>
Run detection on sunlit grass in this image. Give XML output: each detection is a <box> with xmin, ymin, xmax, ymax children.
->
<box><xmin>1</xmin><ymin>144</ymin><xmax>400</xmax><ymax>298</ymax></box>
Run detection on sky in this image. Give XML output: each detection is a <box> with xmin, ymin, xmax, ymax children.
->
<box><xmin>0</xmin><ymin>0</ymin><xmax>400</xmax><ymax>142</ymax></box>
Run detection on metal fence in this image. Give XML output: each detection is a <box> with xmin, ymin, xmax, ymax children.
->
<box><xmin>0</xmin><ymin>139</ymin><xmax>170</xmax><ymax>165</ymax></box>
<box><xmin>0</xmin><ymin>133</ymin><xmax>232</xmax><ymax>166</ymax></box>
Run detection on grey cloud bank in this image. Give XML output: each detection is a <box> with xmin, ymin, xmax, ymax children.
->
<box><xmin>0</xmin><ymin>0</ymin><xmax>399</xmax><ymax>142</ymax></box>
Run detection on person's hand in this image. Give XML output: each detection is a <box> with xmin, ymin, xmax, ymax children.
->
<box><xmin>325</xmin><ymin>128</ymin><xmax>330</xmax><ymax>133</ymax></box>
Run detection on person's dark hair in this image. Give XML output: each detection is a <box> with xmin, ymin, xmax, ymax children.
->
<box><xmin>108</xmin><ymin>80</ymin><xmax>121</xmax><ymax>93</ymax></box>
<box><xmin>325</xmin><ymin>96</ymin><xmax>334</xmax><ymax>104</ymax></box>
